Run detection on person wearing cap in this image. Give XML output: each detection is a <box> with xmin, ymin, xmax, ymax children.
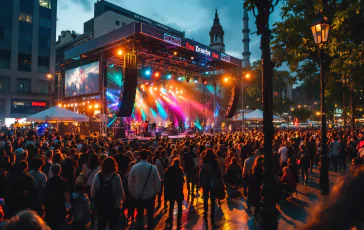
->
<box><xmin>15</xmin><ymin>148</ymin><xmax>28</xmax><ymax>162</ymax></box>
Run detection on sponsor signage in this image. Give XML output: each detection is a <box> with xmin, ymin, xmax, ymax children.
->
<box><xmin>164</xmin><ymin>33</ymin><xmax>181</xmax><ymax>46</ymax></box>
<box><xmin>221</xmin><ymin>53</ymin><xmax>231</xmax><ymax>63</ymax></box>
<box><xmin>140</xmin><ymin>23</ymin><xmax>242</xmax><ymax>66</ymax></box>
<box><xmin>196</xmin><ymin>45</ymin><xmax>211</xmax><ymax>56</ymax></box>
<box><xmin>11</xmin><ymin>99</ymin><xmax>49</xmax><ymax>114</ymax></box>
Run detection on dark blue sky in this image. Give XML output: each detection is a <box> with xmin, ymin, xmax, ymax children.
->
<box><xmin>57</xmin><ymin>0</ymin><xmax>283</xmax><ymax>64</ymax></box>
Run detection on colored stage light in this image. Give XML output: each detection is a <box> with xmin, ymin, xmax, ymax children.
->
<box><xmin>154</xmin><ymin>87</ymin><xmax>157</xmax><ymax>91</ymax></box>
<box><xmin>141</xmin><ymin>84</ymin><xmax>145</xmax><ymax>88</ymax></box>
<box><xmin>75</xmin><ymin>103</ymin><xmax>78</xmax><ymax>106</ymax></box>
<box><xmin>203</xmin><ymin>79</ymin><xmax>208</xmax><ymax>85</ymax></box>
<box><xmin>88</xmin><ymin>105</ymin><xmax>92</xmax><ymax>109</ymax></box>
<box><xmin>82</xmin><ymin>102</ymin><xmax>85</xmax><ymax>105</ymax></box>
<box><xmin>178</xmin><ymin>77</ymin><xmax>182</xmax><ymax>81</ymax></box>
<box><xmin>205</xmin><ymin>71</ymin><xmax>209</xmax><ymax>75</ymax></box>
<box><xmin>58</xmin><ymin>103</ymin><xmax>62</xmax><ymax>107</ymax></box>
<box><xmin>168</xmin><ymin>90</ymin><xmax>171</xmax><ymax>93</ymax></box>
<box><xmin>109</xmin><ymin>64</ymin><xmax>114</xmax><ymax>68</ymax></box>
<box><xmin>224</xmin><ymin>77</ymin><xmax>229</xmax><ymax>82</ymax></box>
<box><xmin>180</xmin><ymin>90</ymin><xmax>183</xmax><ymax>93</ymax></box>
<box><xmin>117</xmin><ymin>49</ymin><xmax>123</xmax><ymax>55</ymax></box>
<box><xmin>145</xmin><ymin>69</ymin><xmax>151</xmax><ymax>75</ymax></box>
<box><xmin>166</xmin><ymin>74</ymin><xmax>172</xmax><ymax>79</ymax></box>
<box><xmin>173</xmin><ymin>51</ymin><xmax>178</xmax><ymax>55</ymax></box>
<box><xmin>154</xmin><ymin>72</ymin><xmax>160</xmax><ymax>77</ymax></box>
<box><xmin>95</xmin><ymin>104</ymin><xmax>99</xmax><ymax>109</ymax></box>
<box><xmin>191</xmin><ymin>57</ymin><xmax>194</xmax><ymax>60</ymax></box>
<box><xmin>170</xmin><ymin>86</ymin><xmax>172</xmax><ymax>88</ymax></box>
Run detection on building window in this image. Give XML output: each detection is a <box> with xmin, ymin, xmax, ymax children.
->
<box><xmin>122</xmin><ymin>22</ymin><xmax>126</xmax><ymax>27</ymax></box>
<box><xmin>37</xmin><ymin>80</ymin><xmax>49</xmax><ymax>94</ymax></box>
<box><xmin>19</xmin><ymin>12</ymin><xmax>32</xmax><ymax>23</ymax></box>
<box><xmin>0</xmin><ymin>27</ymin><xmax>3</xmax><ymax>40</ymax></box>
<box><xmin>115</xmin><ymin>20</ymin><xmax>120</xmax><ymax>26</ymax></box>
<box><xmin>0</xmin><ymin>76</ymin><xmax>10</xmax><ymax>92</ymax></box>
<box><xmin>0</xmin><ymin>50</ymin><xmax>11</xmax><ymax>69</ymax></box>
<box><xmin>18</xmin><ymin>52</ymin><xmax>32</xmax><ymax>72</ymax></box>
<box><xmin>16</xmin><ymin>78</ymin><xmax>31</xmax><ymax>93</ymax></box>
<box><xmin>38</xmin><ymin>56</ymin><xmax>49</xmax><ymax>73</ymax></box>
<box><xmin>39</xmin><ymin>0</ymin><xmax>51</xmax><ymax>9</ymax></box>
<box><xmin>39</xmin><ymin>17</ymin><xmax>51</xmax><ymax>28</ymax></box>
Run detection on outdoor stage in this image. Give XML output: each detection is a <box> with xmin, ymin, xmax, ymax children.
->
<box><xmin>62</xmin><ymin>22</ymin><xmax>243</xmax><ymax>135</ymax></box>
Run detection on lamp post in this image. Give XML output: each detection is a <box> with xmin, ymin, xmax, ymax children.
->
<box><xmin>241</xmin><ymin>72</ymin><xmax>250</xmax><ymax>131</ymax></box>
<box><xmin>310</xmin><ymin>14</ymin><xmax>330</xmax><ymax>195</ymax></box>
<box><xmin>47</xmin><ymin>73</ymin><xmax>63</xmax><ymax>105</ymax></box>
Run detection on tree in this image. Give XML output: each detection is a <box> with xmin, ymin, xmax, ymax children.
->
<box><xmin>272</xmin><ymin>0</ymin><xmax>364</xmax><ymax>130</ymax></box>
<box><xmin>292</xmin><ymin>108</ymin><xmax>313</xmax><ymax>122</ymax></box>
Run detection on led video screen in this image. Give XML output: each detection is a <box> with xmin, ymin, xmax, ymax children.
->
<box><xmin>64</xmin><ymin>61</ymin><xmax>100</xmax><ymax>97</ymax></box>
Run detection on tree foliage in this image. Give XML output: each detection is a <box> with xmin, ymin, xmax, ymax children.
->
<box><xmin>292</xmin><ymin>108</ymin><xmax>313</xmax><ymax>122</ymax></box>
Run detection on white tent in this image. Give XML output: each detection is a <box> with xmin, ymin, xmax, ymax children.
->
<box><xmin>244</xmin><ymin>109</ymin><xmax>284</xmax><ymax>121</ymax></box>
<box><xmin>26</xmin><ymin>106</ymin><xmax>89</xmax><ymax>123</ymax></box>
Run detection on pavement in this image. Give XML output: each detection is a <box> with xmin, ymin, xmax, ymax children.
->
<box><xmin>86</xmin><ymin>168</ymin><xmax>344</xmax><ymax>230</ymax></box>
<box><xmin>151</xmin><ymin>169</ymin><xmax>343</xmax><ymax>230</ymax></box>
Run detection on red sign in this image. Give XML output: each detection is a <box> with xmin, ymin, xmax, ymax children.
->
<box><xmin>186</xmin><ymin>42</ymin><xmax>194</xmax><ymax>51</ymax></box>
<box><xmin>32</xmin><ymin>102</ymin><xmax>46</xmax><ymax>107</ymax></box>
<box><xmin>212</xmin><ymin>52</ymin><xmax>219</xmax><ymax>59</ymax></box>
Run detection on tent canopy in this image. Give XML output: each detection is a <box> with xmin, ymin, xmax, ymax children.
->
<box><xmin>244</xmin><ymin>109</ymin><xmax>284</xmax><ymax>121</ymax></box>
<box><xmin>26</xmin><ymin>106</ymin><xmax>89</xmax><ymax>123</ymax></box>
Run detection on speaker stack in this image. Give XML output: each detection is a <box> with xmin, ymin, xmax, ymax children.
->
<box><xmin>116</xmin><ymin>54</ymin><xmax>137</xmax><ymax>117</ymax></box>
<box><xmin>225</xmin><ymin>83</ymin><xmax>241</xmax><ymax>118</ymax></box>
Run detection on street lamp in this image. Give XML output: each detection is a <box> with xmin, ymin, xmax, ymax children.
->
<box><xmin>241</xmin><ymin>72</ymin><xmax>250</xmax><ymax>131</ymax></box>
<box><xmin>310</xmin><ymin>14</ymin><xmax>330</xmax><ymax>195</ymax></box>
<box><xmin>47</xmin><ymin>73</ymin><xmax>63</xmax><ymax>105</ymax></box>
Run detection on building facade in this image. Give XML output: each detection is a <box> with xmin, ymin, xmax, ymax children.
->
<box><xmin>209</xmin><ymin>10</ymin><xmax>225</xmax><ymax>52</ymax></box>
<box><xmin>0</xmin><ymin>0</ymin><xmax>57</xmax><ymax>126</ymax></box>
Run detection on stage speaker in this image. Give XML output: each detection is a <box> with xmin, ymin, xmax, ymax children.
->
<box><xmin>142</xmin><ymin>132</ymin><xmax>153</xmax><ymax>137</ymax></box>
<box><xmin>155</xmin><ymin>131</ymin><xmax>162</xmax><ymax>137</ymax></box>
<box><xmin>184</xmin><ymin>130</ymin><xmax>194</xmax><ymax>135</ymax></box>
<box><xmin>113</xmin><ymin>127</ymin><xmax>125</xmax><ymax>139</ymax></box>
<box><xmin>225</xmin><ymin>83</ymin><xmax>241</xmax><ymax>118</ymax></box>
<box><xmin>167</xmin><ymin>129</ymin><xmax>179</xmax><ymax>136</ymax></box>
<box><xmin>116</xmin><ymin>54</ymin><xmax>137</xmax><ymax>117</ymax></box>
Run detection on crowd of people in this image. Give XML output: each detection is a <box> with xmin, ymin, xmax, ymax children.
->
<box><xmin>0</xmin><ymin>126</ymin><xmax>363</xmax><ymax>230</ymax></box>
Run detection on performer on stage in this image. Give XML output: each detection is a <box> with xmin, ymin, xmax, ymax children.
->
<box><xmin>201</xmin><ymin>121</ymin><xmax>205</xmax><ymax>132</ymax></box>
<box><xmin>190</xmin><ymin>121</ymin><xmax>194</xmax><ymax>132</ymax></box>
<box><xmin>221</xmin><ymin>122</ymin><xmax>226</xmax><ymax>133</ymax></box>
<box><xmin>151</xmin><ymin>122</ymin><xmax>156</xmax><ymax>131</ymax></box>
<box><xmin>145</xmin><ymin>117</ymin><xmax>150</xmax><ymax>132</ymax></box>
<box><xmin>194</xmin><ymin>120</ymin><xmax>198</xmax><ymax>132</ymax></box>
<box><xmin>178</xmin><ymin>119</ymin><xmax>183</xmax><ymax>133</ymax></box>
<box><xmin>228</xmin><ymin>124</ymin><xmax>233</xmax><ymax>133</ymax></box>
<box><xmin>211</xmin><ymin>121</ymin><xmax>215</xmax><ymax>133</ymax></box>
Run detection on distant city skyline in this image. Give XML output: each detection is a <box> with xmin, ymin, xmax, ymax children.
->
<box><xmin>57</xmin><ymin>0</ymin><xmax>283</xmax><ymax>64</ymax></box>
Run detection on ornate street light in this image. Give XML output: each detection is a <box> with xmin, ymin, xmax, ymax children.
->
<box><xmin>310</xmin><ymin>14</ymin><xmax>330</xmax><ymax>195</ymax></box>
<box><xmin>310</xmin><ymin>15</ymin><xmax>330</xmax><ymax>45</ymax></box>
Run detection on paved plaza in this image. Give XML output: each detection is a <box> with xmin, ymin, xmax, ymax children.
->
<box><xmin>143</xmin><ymin>169</ymin><xmax>343</xmax><ymax>230</ymax></box>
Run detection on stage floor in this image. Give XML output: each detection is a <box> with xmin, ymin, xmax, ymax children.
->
<box><xmin>122</xmin><ymin>133</ymin><xmax>196</xmax><ymax>141</ymax></box>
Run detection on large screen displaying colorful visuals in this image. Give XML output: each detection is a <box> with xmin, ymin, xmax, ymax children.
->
<box><xmin>64</xmin><ymin>61</ymin><xmax>100</xmax><ymax>98</ymax></box>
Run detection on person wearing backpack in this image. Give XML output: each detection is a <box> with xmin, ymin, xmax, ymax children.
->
<box><xmin>128</xmin><ymin>149</ymin><xmax>161</xmax><ymax>230</ymax></box>
<box><xmin>91</xmin><ymin>157</ymin><xmax>124</xmax><ymax>230</ymax></box>
<box><xmin>199</xmin><ymin>149</ymin><xmax>222</xmax><ymax>222</ymax></box>
<box><xmin>155</xmin><ymin>149</ymin><xmax>168</xmax><ymax>206</ymax></box>
<box><xmin>70</xmin><ymin>183</ymin><xmax>90</xmax><ymax>230</ymax></box>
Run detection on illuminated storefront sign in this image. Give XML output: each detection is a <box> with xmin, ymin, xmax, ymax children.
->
<box><xmin>212</xmin><ymin>52</ymin><xmax>219</xmax><ymax>59</ymax></box>
<box><xmin>31</xmin><ymin>102</ymin><xmax>47</xmax><ymax>107</ymax></box>
<box><xmin>221</xmin><ymin>53</ymin><xmax>231</xmax><ymax>63</ymax></box>
<box><xmin>164</xmin><ymin>33</ymin><xmax>181</xmax><ymax>46</ymax></box>
<box><xmin>196</xmin><ymin>45</ymin><xmax>211</xmax><ymax>56</ymax></box>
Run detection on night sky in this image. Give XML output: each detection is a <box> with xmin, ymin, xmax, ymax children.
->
<box><xmin>57</xmin><ymin>0</ymin><xmax>283</xmax><ymax>64</ymax></box>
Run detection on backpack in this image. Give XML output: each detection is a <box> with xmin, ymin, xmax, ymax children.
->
<box><xmin>200</xmin><ymin>163</ymin><xmax>213</xmax><ymax>186</ymax></box>
<box><xmin>94</xmin><ymin>173</ymin><xmax>116</xmax><ymax>213</ymax></box>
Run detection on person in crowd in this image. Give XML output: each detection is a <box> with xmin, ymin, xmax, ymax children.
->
<box><xmin>61</xmin><ymin>158</ymin><xmax>76</xmax><ymax>193</ymax></box>
<box><xmin>243</xmin><ymin>150</ymin><xmax>259</xmax><ymax>196</ymax></box>
<box><xmin>69</xmin><ymin>183</ymin><xmax>90</xmax><ymax>230</ymax></box>
<box><xmin>199</xmin><ymin>149</ymin><xmax>222</xmax><ymax>222</ymax></box>
<box><xmin>329</xmin><ymin>137</ymin><xmax>341</xmax><ymax>171</ymax></box>
<box><xmin>81</xmin><ymin>153</ymin><xmax>100</xmax><ymax>195</ymax></box>
<box><xmin>248</xmin><ymin>156</ymin><xmax>263</xmax><ymax>219</ymax></box>
<box><xmin>169</xmin><ymin>149</ymin><xmax>180</xmax><ymax>165</ymax></box>
<box><xmin>183</xmin><ymin>145</ymin><xmax>198</xmax><ymax>197</ymax></box>
<box><xmin>298</xmin><ymin>145</ymin><xmax>309</xmax><ymax>185</ymax></box>
<box><xmin>0</xmin><ymin>207</ymin><xmax>7</xmax><ymax>230</ymax></box>
<box><xmin>224</xmin><ymin>151</ymin><xmax>235</xmax><ymax>170</ymax></box>
<box><xmin>225</xmin><ymin>157</ymin><xmax>242</xmax><ymax>187</ymax></box>
<box><xmin>278</xmin><ymin>142</ymin><xmax>288</xmax><ymax>168</ymax></box>
<box><xmin>155</xmin><ymin>149</ymin><xmax>168</xmax><ymax>205</ymax></box>
<box><xmin>122</xmin><ymin>161</ymin><xmax>136</xmax><ymax>225</ymax></box>
<box><xmin>91</xmin><ymin>157</ymin><xmax>124</xmax><ymax>230</ymax></box>
<box><xmin>43</xmin><ymin>163</ymin><xmax>69</xmax><ymax>230</ymax></box>
<box><xmin>164</xmin><ymin>158</ymin><xmax>184</xmax><ymax>227</ymax></box>
<box><xmin>28</xmin><ymin>157</ymin><xmax>47</xmax><ymax>214</ymax></box>
<box><xmin>277</xmin><ymin>166</ymin><xmax>296</xmax><ymax>201</ymax></box>
<box><xmin>128</xmin><ymin>149</ymin><xmax>161</xmax><ymax>230</ymax></box>
<box><xmin>5</xmin><ymin>161</ymin><xmax>35</xmax><ymax>218</ymax></box>
<box><xmin>3</xmin><ymin>210</ymin><xmax>49</xmax><ymax>230</ymax></box>
<box><xmin>42</xmin><ymin>150</ymin><xmax>53</xmax><ymax>176</ymax></box>
<box><xmin>113</xmin><ymin>148</ymin><xmax>132</xmax><ymax>179</ymax></box>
